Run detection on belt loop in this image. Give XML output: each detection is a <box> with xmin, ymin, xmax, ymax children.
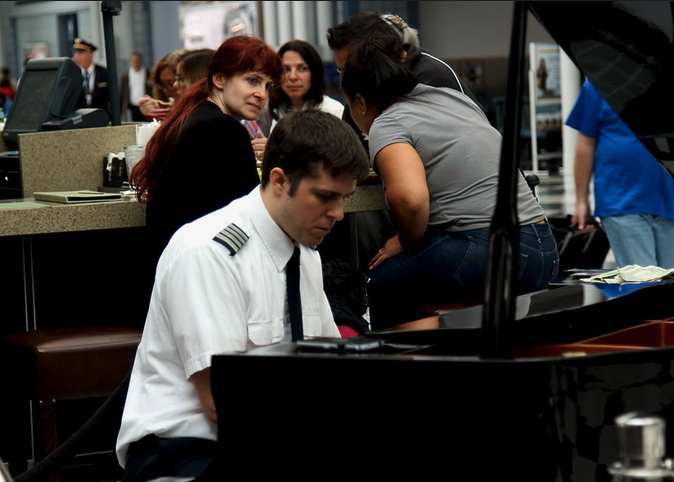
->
<box><xmin>527</xmin><ymin>221</ymin><xmax>543</xmax><ymax>243</ymax></box>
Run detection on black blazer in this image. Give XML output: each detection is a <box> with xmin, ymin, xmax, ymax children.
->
<box><xmin>76</xmin><ymin>64</ymin><xmax>110</xmax><ymax>114</ymax></box>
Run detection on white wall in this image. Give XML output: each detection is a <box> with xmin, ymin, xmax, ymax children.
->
<box><xmin>0</xmin><ymin>2</ymin><xmax>559</xmax><ymax>72</ymax></box>
<box><xmin>419</xmin><ymin>1</ymin><xmax>555</xmax><ymax>59</ymax></box>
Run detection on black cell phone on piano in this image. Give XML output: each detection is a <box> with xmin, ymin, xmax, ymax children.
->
<box><xmin>296</xmin><ymin>337</ymin><xmax>384</xmax><ymax>353</ymax></box>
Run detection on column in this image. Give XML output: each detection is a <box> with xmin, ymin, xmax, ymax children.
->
<box><xmin>560</xmin><ymin>49</ymin><xmax>581</xmax><ymax>214</ymax></box>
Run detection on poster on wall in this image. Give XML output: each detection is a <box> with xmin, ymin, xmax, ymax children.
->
<box><xmin>181</xmin><ymin>1</ymin><xmax>259</xmax><ymax>49</ymax></box>
<box><xmin>528</xmin><ymin>42</ymin><xmax>564</xmax><ymax>173</ymax></box>
<box><xmin>22</xmin><ymin>42</ymin><xmax>49</xmax><ymax>64</ymax></box>
<box><xmin>531</xmin><ymin>43</ymin><xmax>561</xmax><ymax>101</ymax></box>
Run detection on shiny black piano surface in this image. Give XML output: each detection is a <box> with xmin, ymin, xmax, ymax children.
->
<box><xmin>369</xmin><ymin>280</ymin><xmax>674</xmax><ymax>348</ymax></box>
<box><xmin>207</xmin><ymin>3</ymin><xmax>674</xmax><ymax>481</ymax></box>
<box><xmin>209</xmin><ymin>282</ymin><xmax>674</xmax><ymax>480</ymax></box>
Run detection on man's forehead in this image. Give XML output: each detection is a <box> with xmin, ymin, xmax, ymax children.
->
<box><xmin>303</xmin><ymin>170</ymin><xmax>356</xmax><ymax>196</ymax></box>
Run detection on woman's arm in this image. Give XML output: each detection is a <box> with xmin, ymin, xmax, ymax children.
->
<box><xmin>376</xmin><ymin>142</ymin><xmax>429</xmax><ymax>247</ymax></box>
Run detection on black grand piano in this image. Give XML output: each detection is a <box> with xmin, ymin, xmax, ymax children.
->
<box><xmin>207</xmin><ymin>3</ymin><xmax>674</xmax><ymax>481</ymax></box>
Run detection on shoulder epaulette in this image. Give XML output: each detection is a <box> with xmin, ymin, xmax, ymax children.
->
<box><xmin>212</xmin><ymin>223</ymin><xmax>248</xmax><ymax>256</ymax></box>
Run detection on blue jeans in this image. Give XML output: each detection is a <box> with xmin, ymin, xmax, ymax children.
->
<box><xmin>366</xmin><ymin>222</ymin><xmax>560</xmax><ymax>330</ymax></box>
<box><xmin>600</xmin><ymin>214</ymin><xmax>674</xmax><ymax>268</ymax></box>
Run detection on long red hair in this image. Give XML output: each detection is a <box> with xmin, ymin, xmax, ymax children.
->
<box><xmin>131</xmin><ymin>36</ymin><xmax>283</xmax><ymax>202</ymax></box>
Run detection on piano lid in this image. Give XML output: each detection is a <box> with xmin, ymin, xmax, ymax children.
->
<box><xmin>529</xmin><ymin>1</ymin><xmax>674</xmax><ymax>176</ymax></box>
<box><xmin>364</xmin><ymin>281</ymin><xmax>674</xmax><ymax>350</ymax></box>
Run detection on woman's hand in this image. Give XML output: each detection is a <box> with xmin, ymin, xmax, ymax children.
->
<box><xmin>138</xmin><ymin>95</ymin><xmax>158</xmax><ymax>116</ymax></box>
<box><xmin>369</xmin><ymin>235</ymin><xmax>404</xmax><ymax>270</ymax></box>
<box><xmin>251</xmin><ymin>131</ymin><xmax>267</xmax><ymax>163</ymax></box>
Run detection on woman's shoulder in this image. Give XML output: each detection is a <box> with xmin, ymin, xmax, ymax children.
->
<box><xmin>193</xmin><ymin>102</ymin><xmax>241</xmax><ymax>125</ymax></box>
<box><xmin>182</xmin><ymin>103</ymin><xmax>250</xmax><ymax>141</ymax></box>
<box><xmin>411</xmin><ymin>82</ymin><xmax>459</xmax><ymax>98</ymax></box>
<box><xmin>410</xmin><ymin>83</ymin><xmax>484</xmax><ymax>112</ymax></box>
<box><xmin>318</xmin><ymin>95</ymin><xmax>344</xmax><ymax>118</ymax></box>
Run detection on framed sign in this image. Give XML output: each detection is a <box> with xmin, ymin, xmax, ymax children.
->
<box><xmin>531</xmin><ymin>43</ymin><xmax>561</xmax><ymax>101</ymax></box>
<box><xmin>181</xmin><ymin>1</ymin><xmax>259</xmax><ymax>49</ymax></box>
<box><xmin>528</xmin><ymin>43</ymin><xmax>563</xmax><ymax>172</ymax></box>
<box><xmin>22</xmin><ymin>42</ymin><xmax>49</xmax><ymax>64</ymax></box>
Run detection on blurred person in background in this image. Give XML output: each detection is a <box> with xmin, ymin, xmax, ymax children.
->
<box><xmin>381</xmin><ymin>13</ymin><xmax>420</xmax><ymax>46</ymax></box>
<box><xmin>0</xmin><ymin>68</ymin><xmax>16</xmax><ymax>114</ymax></box>
<box><xmin>257</xmin><ymin>39</ymin><xmax>343</xmax><ymax>136</ymax></box>
<box><xmin>0</xmin><ymin>66</ymin><xmax>17</xmax><ymax>89</ymax></box>
<box><xmin>139</xmin><ymin>48</ymin><xmax>188</xmax><ymax>121</ymax></box>
<box><xmin>72</xmin><ymin>37</ymin><xmax>110</xmax><ymax>115</ymax></box>
<box><xmin>173</xmin><ymin>48</ymin><xmax>215</xmax><ymax>98</ymax></box>
<box><xmin>566</xmin><ymin>78</ymin><xmax>674</xmax><ymax>268</ymax></box>
<box><xmin>253</xmin><ymin>39</ymin><xmax>344</xmax><ymax>162</ymax></box>
<box><xmin>119</xmin><ymin>51</ymin><xmax>152</xmax><ymax>121</ymax></box>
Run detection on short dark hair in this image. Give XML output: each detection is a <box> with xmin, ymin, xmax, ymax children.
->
<box><xmin>326</xmin><ymin>11</ymin><xmax>384</xmax><ymax>50</ymax></box>
<box><xmin>261</xmin><ymin>109</ymin><xmax>369</xmax><ymax>194</ymax></box>
<box><xmin>340</xmin><ymin>30</ymin><xmax>417</xmax><ymax>113</ymax></box>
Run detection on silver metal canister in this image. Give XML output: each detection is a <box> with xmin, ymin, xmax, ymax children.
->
<box><xmin>609</xmin><ymin>412</ymin><xmax>673</xmax><ymax>481</ymax></box>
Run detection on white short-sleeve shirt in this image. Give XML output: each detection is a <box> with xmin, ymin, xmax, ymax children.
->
<box><xmin>116</xmin><ymin>186</ymin><xmax>339</xmax><ymax>467</ymax></box>
<box><xmin>270</xmin><ymin>95</ymin><xmax>344</xmax><ymax>133</ymax></box>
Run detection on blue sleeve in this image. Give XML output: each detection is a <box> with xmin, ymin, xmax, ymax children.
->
<box><xmin>565</xmin><ymin>80</ymin><xmax>604</xmax><ymax>138</ymax></box>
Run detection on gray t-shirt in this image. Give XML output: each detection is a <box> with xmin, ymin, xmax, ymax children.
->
<box><xmin>368</xmin><ymin>84</ymin><xmax>545</xmax><ymax>231</ymax></box>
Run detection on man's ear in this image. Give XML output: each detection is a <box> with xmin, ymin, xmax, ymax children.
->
<box><xmin>269</xmin><ymin>167</ymin><xmax>288</xmax><ymax>196</ymax></box>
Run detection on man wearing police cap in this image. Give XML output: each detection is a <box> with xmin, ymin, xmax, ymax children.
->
<box><xmin>73</xmin><ymin>37</ymin><xmax>110</xmax><ymax>115</ymax></box>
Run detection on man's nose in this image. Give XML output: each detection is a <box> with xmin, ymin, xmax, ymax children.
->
<box><xmin>327</xmin><ymin>199</ymin><xmax>345</xmax><ymax>222</ymax></box>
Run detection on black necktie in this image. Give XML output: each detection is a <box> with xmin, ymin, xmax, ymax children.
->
<box><xmin>83</xmin><ymin>71</ymin><xmax>92</xmax><ymax>106</ymax></box>
<box><xmin>286</xmin><ymin>247</ymin><xmax>304</xmax><ymax>341</ymax></box>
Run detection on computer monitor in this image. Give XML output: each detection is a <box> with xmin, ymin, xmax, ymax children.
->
<box><xmin>2</xmin><ymin>57</ymin><xmax>83</xmax><ymax>150</ymax></box>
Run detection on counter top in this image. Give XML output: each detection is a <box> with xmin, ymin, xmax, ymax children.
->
<box><xmin>0</xmin><ymin>198</ymin><xmax>146</xmax><ymax>237</ymax></box>
<box><xmin>344</xmin><ymin>183</ymin><xmax>386</xmax><ymax>213</ymax></box>
<box><xmin>0</xmin><ymin>182</ymin><xmax>386</xmax><ymax>238</ymax></box>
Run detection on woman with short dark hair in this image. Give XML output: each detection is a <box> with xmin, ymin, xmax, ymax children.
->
<box><xmin>341</xmin><ymin>34</ymin><xmax>559</xmax><ymax>330</ymax></box>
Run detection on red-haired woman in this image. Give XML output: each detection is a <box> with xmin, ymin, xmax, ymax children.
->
<box><xmin>130</xmin><ymin>36</ymin><xmax>283</xmax><ymax>282</ymax></box>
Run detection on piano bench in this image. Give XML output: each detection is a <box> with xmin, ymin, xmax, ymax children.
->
<box><xmin>0</xmin><ymin>325</ymin><xmax>141</xmax><ymax>478</ymax></box>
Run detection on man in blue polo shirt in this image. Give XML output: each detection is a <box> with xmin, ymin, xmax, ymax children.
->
<box><xmin>566</xmin><ymin>78</ymin><xmax>674</xmax><ymax>268</ymax></box>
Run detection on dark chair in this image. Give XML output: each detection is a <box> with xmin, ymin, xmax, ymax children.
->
<box><xmin>1</xmin><ymin>326</ymin><xmax>140</xmax><ymax>482</ymax></box>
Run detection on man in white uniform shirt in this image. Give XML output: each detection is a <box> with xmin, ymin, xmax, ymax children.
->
<box><xmin>116</xmin><ymin>109</ymin><xmax>369</xmax><ymax>481</ymax></box>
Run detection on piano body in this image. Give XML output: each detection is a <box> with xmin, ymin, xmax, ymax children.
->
<box><xmin>208</xmin><ymin>3</ymin><xmax>674</xmax><ymax>480</ymax></box>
